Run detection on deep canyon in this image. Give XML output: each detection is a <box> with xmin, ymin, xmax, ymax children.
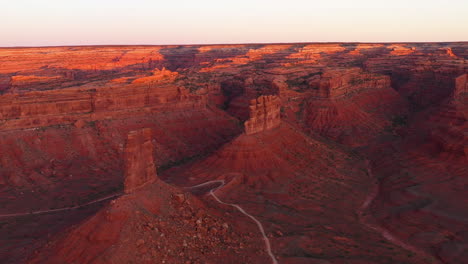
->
<box><xmin>0</xmin><ymin>43</ymin><xmax>466</xmax><ymax>264</ymax></box>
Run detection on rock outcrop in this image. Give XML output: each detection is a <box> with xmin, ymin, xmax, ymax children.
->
<box><xmin>28</xmin><ymin>177</ymin><xmax>268</xmax><ymax>264</ymax></box>
<box><xmin>307</xmin><ymin>68</ymin><xmax>391</xmax><ymax>98</ymax></box>
<box><xmin>123</xmin><ymin>128</ymin><xmax>157</xmax><ymax>193</ymax></box>
<box><xmin>303</xmin><ymin>68</ymin><xmax>407</xmax><ymax>146</ymax></box>
<box><xmin>244</xmin><ymin>95</ymin><xmax>281</xmax><ymax>135</ymax></box>
<box><xmin>454</xmin><ymin>73</ymin><xmax>467</xmax><ymax>99</ymax></box>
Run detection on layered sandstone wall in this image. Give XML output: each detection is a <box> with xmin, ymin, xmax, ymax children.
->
<box><xmin>123</xmin><ymin>128</ymin><xmax>156</xmax><ymax>193</ymax></box>
<box><xmin>0</xmin><ymin>83</ymin><xmax>206</xmax><ymax>131</ymax></box>
<box><xmin>244</xmin><ymin>95</ymin><xmax>281</xmax><ymax>135</ymax></box>
<box><xmin>307</xmin><ymin>68</ymin><xmax>391</xmax><ymax>98</ymax></box>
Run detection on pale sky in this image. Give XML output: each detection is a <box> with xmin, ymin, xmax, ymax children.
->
<box><xmin>2</xmin><ymin>0</ymin><xmax>468</xmax><ymax>46</ymax></box>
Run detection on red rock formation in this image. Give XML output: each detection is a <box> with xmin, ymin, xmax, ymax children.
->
<box><xmin>131</xmin><ymin>67</ymin><xmax>178</xmax><ymax>84</ymax></box>
<box><xmin>0</xmin><ymin>47</ymin><xmax>164</xmax><ymax>74</ymax></box>
<box><xmin>436</xmin><ymin>47</ymin><xmax>457</xmax><ymax>57</ymax></box>
<box><xmin>303</xmin><ymin>68</ymin><xmax>407</xmax><ymax>146</ymax></box>
<box><xmin>0</xmin><ymin>76</ymin><xmax>10</xmax><ymax>93</ymax></box>
<box><xmin>454</xmin><ymin>73</ymin><xmax>467</xmax><ymax>99</ymax></box>
<box><xmin>1</xmin><ymin>43</ymin><xmax>467</xmax><ymax>264</ymax></box>
<box><xmin>28</xmin><ymin>180</ymin><xmax>269</xmax><ymax>264</ymax></box>
<box><xmin>244</xmin><ymin>95</ymin><xmax>281</xmax><ymax>135</ymax></box>
<box><xmin>388</xmin><ymin>44</ymin><xmax>415</xmax><ymax>56</ymax></box>
<box><xmin>123</xmin><ymin>129</ymin><xmax>156</xmax><ymax>193</ymax></box>
<box><xmin>307</xmin><ymin>68</ymin><xmax>391</xmax><ymax>98</ymax></box>
<box><xmin>0</xmin><ymin>81</ymin><xmax>206</xmax><ymax>131</ymax></box>
<box><xmin>10</xmin><ymin>75</ymin><xmax>66</xmax><ymax>92</ymax></box>
<box><xmin>0</xmin><ymin>106</ymin><xmax>241</xmax><ymax>214</ymax></box>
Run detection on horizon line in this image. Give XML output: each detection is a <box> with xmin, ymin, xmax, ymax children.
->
<box><xmin>1</xmin><ymin>40</ymin><xmax>468</xmax><ymax>49</ymax></box>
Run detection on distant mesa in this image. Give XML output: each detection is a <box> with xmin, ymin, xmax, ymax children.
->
<box><xmin>436</xmin><ymin>47</ymin><xmax>458</xmax><ymax>57</ymax></box>
<box><xmin>388</xmin><ymin>44</ymin><xmax>415</xmax><ymax>56</ymax></box>
<box><xmin>131</xmin><ymin>67</ymin><xmax>179</xmax><ymax>84</ymax></box>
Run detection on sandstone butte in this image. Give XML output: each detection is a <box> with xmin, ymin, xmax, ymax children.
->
<box><xmin>123</xmin><ymin>128</ymin><xmax>157</xmax><ymax>193</ymax></box>
<box><xmin>0</xmin><ymin>42</ymin><xmax>466</xmax><ymax>264</ymax></box>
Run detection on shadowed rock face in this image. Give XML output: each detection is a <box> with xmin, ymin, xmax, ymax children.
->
<box><xmin>0</xmin><ymin>42</ymin><xmax>466</xmax><ymax>264</ymax></box>
<box><xmin>123</xmin><ymin>128</ymin><xmax>156</xmax><ymax>193</ymax></box>
<box><xmin>455</xmin><ymin>73</ymin><xmax>467</xmax><ymax>99</ymax></box>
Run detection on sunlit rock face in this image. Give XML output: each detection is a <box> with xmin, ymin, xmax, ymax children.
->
<box><xmin>244</xmin><ymin>95</ymin><xmax>281</xmax><ymax>135</ymax></box>
<box><xmin>0</xmin><ymin>42</ymin><xmax>466</xmax><ymax>264</ymax></box>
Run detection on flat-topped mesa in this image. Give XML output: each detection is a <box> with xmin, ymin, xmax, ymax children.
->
<box><xmin>454</xmin><ymin>73</ymin><xmax>467</xmax><ymax>99</ymax></box>
<box><xmin>435</xmin><ymin>47</ymin><xmax>457</xmax><ymax>57</ymax></box>
<box><xmin>244</xmin><ymin>95</ymin><xmax>281</xmax><ymax>135</ymax></box>
<box><xmin>124</xmin><ymin>128</ymin><xmax>157</xmax><ymax>193</ymax></box>
<box><xmin>131</xmin><ymin>67</ymin><xmax>179</xmax><ymax>84</ymax></box>
<box><xmin>308</xmin><ymin>68</ymin><xmax>391</xmax><ymax>98</ymax></box>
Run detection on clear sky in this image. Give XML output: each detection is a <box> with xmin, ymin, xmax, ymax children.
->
<box><xmin>2</xmin><ymin>0</ymin><xmax>468</xmax><ymax>47</ymax></box>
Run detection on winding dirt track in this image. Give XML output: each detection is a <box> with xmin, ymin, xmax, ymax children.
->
<box><xmin>1</xmin><ymin>163</ymin><xmax>435</xmax><ymax>264</ymax></box>
<box><xmin>1</xmin><ymin>179</ymin><xmax>279</xmax><ymax>263</ymax></box>
<box><xmin>358</xmin><ymin>160</ymin><xmax>437</xmax><ymax>263</ymax></box>
<box><xmin>186</xmin><ymin>180</ymin><xmax>279</xmax><ymax>264</ymax></box>
<box><xmin>0</xmin><ymin>193</ymin><xmax>122</xmax><ymax>218</ymax></box>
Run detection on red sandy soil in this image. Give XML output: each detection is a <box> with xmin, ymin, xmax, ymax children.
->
<box><xmin>0</xmin><ymin>42</ymin><xmax>466</xmax><ymax>263</ymax></box>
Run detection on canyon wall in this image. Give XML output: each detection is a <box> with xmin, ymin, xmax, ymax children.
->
<box><xmin>244</xmin><ymin>95</ymin><xmax>281</xmax><ymax>135</ymax></box>
<box><xmin>0</xmin><ymin>82</ymin><xmax>205</xmax><ymax>131</ymax></box>
<box><xmin>123</xmin><ymin>128</ymin><xmax>157</xmax><ymax>193</ymax></box>
<box><xmin>303</xmin><ymin>68</ymin><xmax>406</xmax><ymax>146</ymax></box>
<box><xmin>307</xmin><ymin>68</ymin><xmax>391</xmax><ymax>98</ymax></box>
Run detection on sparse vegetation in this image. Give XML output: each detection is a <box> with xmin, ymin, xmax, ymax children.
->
<box><xmin>391</xmin><ymin>114</ymin><xmax>408</xmax><ymax>127</ymax></box>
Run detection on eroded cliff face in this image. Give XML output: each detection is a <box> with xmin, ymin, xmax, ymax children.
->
<box><xmin>123</xmin><ymin>129</ymin><xmax>157</xmax><ymax>193</ymax></box>
<box><xmin>244</xmin><ymin>95</ymin><xmax>281</xmax><ymax>135</ymax></box>
<box><xmin>307</xmin><ymin>68</ymin><xmax>391</xmax><ymax>98</ymax></box>
<box><xmin>0</xmin><ymin>106</ymin><xmax>241</xmax><ymax>215</ymax></box>
<box><xmin>0</xmin><ymin>76</ymin><xmax>205</xmax><ymax>131</ymax></box>
<box><xmin>454</xmin><ymin>73</ymin><xmax>467</xmax><ymax>99</ymax></box>
<box><xmin>301</xmin><ymin>68</ymin><xmax>406</xmax><ymax>146</ymax></box>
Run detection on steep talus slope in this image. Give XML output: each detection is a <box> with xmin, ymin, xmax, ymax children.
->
<box><xmin>28</xmin><ymin>183</ymin><xmax>268</xmax><ymax>264</ymax></box>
